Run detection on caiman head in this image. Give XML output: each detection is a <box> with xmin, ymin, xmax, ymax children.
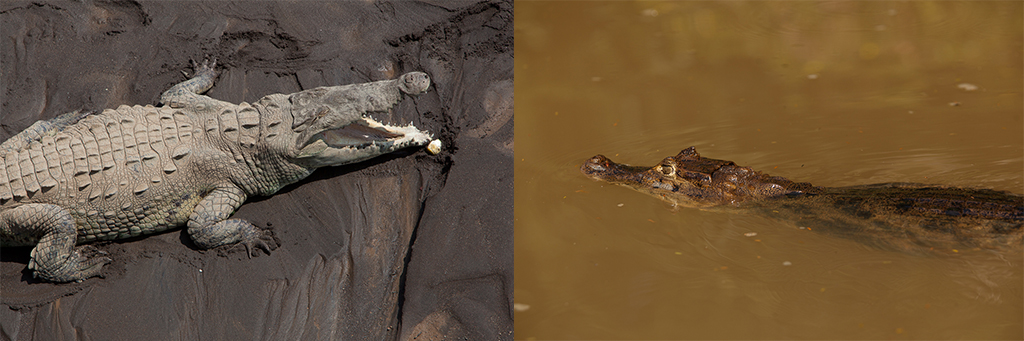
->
<box><xmin>264</xmin><ymin>71</ymin><xmax>434</xmax><ymax>170</ymax></box>
<box><xmin>581</xmin><ymin>146</ymin><xmax>819</xmax><ymax>208</ymax></box>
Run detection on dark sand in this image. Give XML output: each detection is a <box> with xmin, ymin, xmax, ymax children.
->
<box><xmin>0</xmin><ymin>1</ymin><xmax>512</xmax><ymax>339</ymax></box>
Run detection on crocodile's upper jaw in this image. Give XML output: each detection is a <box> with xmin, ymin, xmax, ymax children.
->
<box><xmin>286</xmin><ymin>72</ymin><xmax>433</xmax><ymax>169</ymax></box>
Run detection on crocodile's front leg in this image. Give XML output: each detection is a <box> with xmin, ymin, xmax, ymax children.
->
<box><xmin>0</xmin><ymin>204</ymin><xmax>111</xmax><ymax>282</ymax></box>
<box><xmin>187</xmin><ymin>184</ymin><xmax>277</xmax><ymax>256</ymax></box>
<box><xmin>160</xmin><ymin>59</ymin><xmax>219</xmax><ymax>108</ymax></box>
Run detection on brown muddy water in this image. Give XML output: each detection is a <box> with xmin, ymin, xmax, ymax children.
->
<box><xmin>514</xmin><ymin>1</ymin><xmax>1023</xmax><ymax>340</ymax></box>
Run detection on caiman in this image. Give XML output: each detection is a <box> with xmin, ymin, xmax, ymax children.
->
<box><xmin>581</xmin><ymin>146</ymin><xmax>1023</xmax><ymax>252</ymax></box>
<box><xmin>1</xmin><ymin>60</ymin><xmax>436</xmax><ymax>282</ymax></box>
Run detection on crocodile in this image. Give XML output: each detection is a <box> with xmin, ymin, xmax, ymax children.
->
<box><xmin>581</xmin><ymin>146</ymin><xmax>1023</xmax><ymax>252</ymax></box>
<box><xmin>0</xmin><ymin>60</ymin><xmax>434</xmax><ymax>282</ymax></box>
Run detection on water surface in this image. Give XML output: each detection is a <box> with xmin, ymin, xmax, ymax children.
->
<box><xmin>515</xmin><ymin>1</ymin><xmax>1023</xmax><ymax>339</ymax></box>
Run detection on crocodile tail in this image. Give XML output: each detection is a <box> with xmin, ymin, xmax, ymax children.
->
<box><xmin>1</xmin><ymin>110</ymin><xmax>92</xmax><ymax>154</ymax></box>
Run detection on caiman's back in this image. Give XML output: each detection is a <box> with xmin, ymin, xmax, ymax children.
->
<box><xmin>754</xmin><ymin>183</ymin><xmax>1023</xmax><ymax>251</ymax></box>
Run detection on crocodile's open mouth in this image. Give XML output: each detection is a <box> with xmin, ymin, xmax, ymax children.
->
<box><xmin>295</xmin><ymin>115</ymin><xmax>431</xmax><ymax>160</ymax></box>
<box><xmin>308</xmin><ymin>117</ymin><xmax>404</xmax><ymax>149</ymax></box>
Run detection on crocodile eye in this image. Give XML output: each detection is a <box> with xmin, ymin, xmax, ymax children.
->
<box><xmin>659</xmin><ymin>164</ymin><xmax>675</xmax><ymax>177</ymax></box>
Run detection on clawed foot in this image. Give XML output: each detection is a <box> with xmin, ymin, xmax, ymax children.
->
<box><xmin>190</xmin><ymin>57</ymin><xmax>218</xmax><ymax>78</ymax></box>
<box><xmin>161</xmin><ymin>57</ymin><xmax>219</xmax><ymax>106</ymax></box>
<box><xmin>29</xmin><ymin>245</ymin><xmax>112</xmax><ymax>282</ymax></box>
<box><xmin>236</xmin><ymin>226</ymin><xmax>279</xmax><ymax>258</ymax></box>
<box><xmin>195</xmin><ymin>219</ymin><xmax>279</xmax><ymax>258</ymax></box>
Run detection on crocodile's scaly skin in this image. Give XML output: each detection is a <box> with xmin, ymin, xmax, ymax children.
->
<box><xmin>1</xmin><ymin>61</ymin><xmax>434</xmax><ymax>282</ymax></box>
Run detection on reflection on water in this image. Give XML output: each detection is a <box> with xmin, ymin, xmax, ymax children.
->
<box><xmin>515</xmin><ymin>1</ymin><xmax>1022</xmax><ymax>339</ymax></box>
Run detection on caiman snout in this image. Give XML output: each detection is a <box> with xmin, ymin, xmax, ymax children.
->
<box><xmin>581</xmin><ymin>155</ymin><xmax>613</xmax><ymax>178</ymax></box>
<box><xmin>581</xmin><ymin>154</ymin><xmax>647</xmax><ymax>183</ymax></box>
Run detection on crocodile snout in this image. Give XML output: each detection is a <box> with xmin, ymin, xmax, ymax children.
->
<box><xmin>398</xmin><ymin>72</ymin><xmax>431</xmax><ymax>94</ymax></box>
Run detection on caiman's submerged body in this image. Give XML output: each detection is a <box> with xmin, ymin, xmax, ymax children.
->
<box><xmin>581</xmin><ymin>147</ymin><xmax>1023</xmax><ymax>252</ymax></box>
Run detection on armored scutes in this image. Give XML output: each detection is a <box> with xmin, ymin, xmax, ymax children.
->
<box><xmin>582</xmin><ymin>146</ymin><xmax>1023</xmax><ymax>251</ymax></box>
<box><xmin>1</xmin><ymin>61</ymin><xmax>434</xmax><ymax>282</ymax></box>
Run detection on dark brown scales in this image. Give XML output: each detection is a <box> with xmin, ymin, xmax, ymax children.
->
<box><xmin>582</xmin><ymin>146</ymin><xmax>1023</xmax><ymax>252</ymax></box>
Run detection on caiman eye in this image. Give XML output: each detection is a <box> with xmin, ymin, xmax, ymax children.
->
<box><xmin>659</xmin><ymin>164</ymin><xmax>675</xmax><ymax>177</ymax></box>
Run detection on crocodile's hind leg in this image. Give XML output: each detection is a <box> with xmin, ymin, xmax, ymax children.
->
<box><xmin>0</xmin><ymin>204</ymin><xmax>111</xmax><ymax>282</ymax></box>
<box><xmin>186</xmin><ymin>184</ymin><xmax>277</xmax><ymax>257</ymax></box>
<box><xmin>160</xmin><ymin>58</ymin><xmax>219</xmax><ymax>108</ymax></box>
<box><xmin>1</xmin><ymin>110</ymin><xmax>91</xmax><ymax>154</ymax></box>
